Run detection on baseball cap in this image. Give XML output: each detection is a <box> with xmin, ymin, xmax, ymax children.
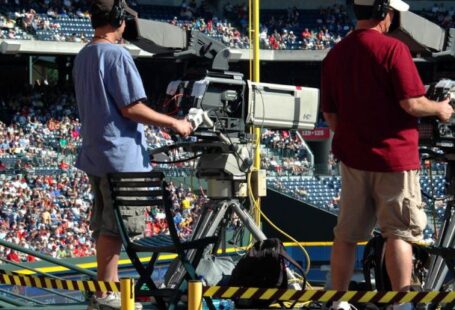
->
<box><xmin>354</xmin><ymin>0</ymin><xmax>409</xmax><ymax>12</ymax></box>
<box><xmin>89</xmin><ymin>0</ymin><xmax>136</xmax><ymax>19</ymax></box>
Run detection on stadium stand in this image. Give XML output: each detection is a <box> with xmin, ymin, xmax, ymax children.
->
<box><xmin>1</xmin><ymin>1</ymin><xmax>354</xmax><ymax>49</ymax></box>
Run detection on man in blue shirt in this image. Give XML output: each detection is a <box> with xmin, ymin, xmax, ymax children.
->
<box><xmin>72</xmin><ymin>0</ymin><xmax>193</xmax><ymax>308</ymax></box>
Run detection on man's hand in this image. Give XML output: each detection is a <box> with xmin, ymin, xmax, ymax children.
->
<box><xmin>436</xmin><ymin>97</ymin><xmax>454</xmax><ymax>122</ymax></box>
<box><xmin>121</xmin><ymin>102</ymin><xmax>194</xmax><ymax>136</ymax></box>
<box><xmin>172</xmin><ymin>118</ymin><xmax>193</xmax><ymax>137</ymax></box>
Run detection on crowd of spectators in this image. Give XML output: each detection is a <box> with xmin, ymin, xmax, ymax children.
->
<box><xmin>4</xmin><ymin>1</ymin><xmax>455</xmax><ymax>51</ymax></box>
<box><xmin>0</xmin><ymin>12</ymin><xmax>31</xmax><ymax>40</ymax></box>
<box><xmin>171</xmin><ymin>3</ymin><xmax>353</xmax><ymax>50</ymax></box>
<box><xmin>261</xmin><ymin>129</ymin><xmax>312</xmax><ymax>176</ymax></box>
<box><xmin>1</xmin><ymin>0</ymin><xmax>354</xmax><ymax>50</ymax></box>
<box><xmin>0</xmin><ymin>85</ymin><xmax>208</xmax><ymax>262</ymax></box>
<box><xmin>258</xmin><ymin>4</ymin><xmax>352</xmax><ymax>50</ymax></box>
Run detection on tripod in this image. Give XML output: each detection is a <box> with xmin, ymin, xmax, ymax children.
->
<box><xmin>162</xmin><ymin>148</ymin><xmax>303</xmax><ymax>291</ymax></box>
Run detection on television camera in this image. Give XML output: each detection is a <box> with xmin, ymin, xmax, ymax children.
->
<box><xmin>124</xmin><ymin>17</ymin><xmax>319</xmax><ymax>199</ymax></box>
<box><xmin>419</xmin><ymin>79</ymin><xmax>455</xmax><ymax>155</ymax></box>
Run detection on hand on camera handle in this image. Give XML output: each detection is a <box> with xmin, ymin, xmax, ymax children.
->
<box><xmin>437</xmin><ymin>97</ymin><xmax>454</xmax><ymax>123</ymax></box>
<box><xmin>172</xmin><ymin>118</ymin><xmax>193</xmax><ymax>137</ymax></box>
<box><xmin>186</xmin><ymin>108</ymin><xmax>214</xmax><ymax>130</ymax></box>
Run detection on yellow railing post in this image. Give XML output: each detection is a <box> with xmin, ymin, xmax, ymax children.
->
<box><xmin>120</xmin><ymin>278</ymin><xmax>134</xmax><ymax>310</ymax></box>
<box><xmin>188</xmin><ymin>280</ymin><xmax>203</xmax><ymax>310</ymax></box>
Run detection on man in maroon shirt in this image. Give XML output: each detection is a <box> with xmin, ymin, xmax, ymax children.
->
<box><xmin>321</xmin><ymin>0</ymin><xmax>453</xmax><ymax>309</ymax></box>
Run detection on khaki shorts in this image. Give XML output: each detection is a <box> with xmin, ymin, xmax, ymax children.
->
<box><xmin>334</xmin><ymin>163</ymin><xmax>427</xmax><ymax>243</ymax></box>
<box><xmin>89</xmin><ymin>175</ymin><xmax>146</xmax><ymax>240</ymax></box>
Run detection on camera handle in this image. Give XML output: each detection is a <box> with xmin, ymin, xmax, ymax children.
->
<box><xmin>187</xmin><ymin>108</ymin><xmax>214</xmax><ymax>130</ymax></box>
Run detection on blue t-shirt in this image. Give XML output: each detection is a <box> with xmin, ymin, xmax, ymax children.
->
<box><xmin>73</xmin><ymin>42</ymin><xmax>151</xmax><ymax>177</ymax></box>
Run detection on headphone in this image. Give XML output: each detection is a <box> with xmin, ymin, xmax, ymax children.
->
<box><xmin>109</xmin><ymin>0</ymin><xmax>126</xmax><ymax>28</ymax></box>
<box><xmin>371</xmin><ymin>0</ymin><xmax>390</xmax><ymax>20</ymax></box>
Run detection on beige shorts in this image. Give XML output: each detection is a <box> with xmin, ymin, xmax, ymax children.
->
<box><xmin>334</xmin><ymin>163</ymin><xmax>427</xmax><ymax>243</ymax></box>
<box><xmin>89</xmin><ymin>175</ymin><xmax>146</xmax><ymax>240</ymax></box>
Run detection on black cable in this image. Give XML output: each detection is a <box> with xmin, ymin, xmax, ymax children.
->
<box><xmin>150</xmin><ymin>154</ymin><xmax>202</xmax><ymax>165</ymax></box>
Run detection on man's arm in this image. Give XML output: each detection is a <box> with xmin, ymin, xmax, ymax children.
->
<box><xmin>323</xmin><ymin>112</ymin><xmax>338</xmax><ymax>132</ymax></box>
<box><xmin>121</xmin><ymin>101</ymin><xmax>193</xmax><ymax>137</ymax></box>
<box><xmin>400</xmin><ymin>96</ymin><xmax>453</xmax><ymax>122</ymax></box>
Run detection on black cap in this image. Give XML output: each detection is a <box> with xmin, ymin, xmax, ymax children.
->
<box><xmin>89</xmin><ymin>0</ymin><xmax>137</xmax><ymax>28</ymax></box>
<box><xmin>89</xmin><ymin>0</ymin><xmax>137</xmax><ymax>20</ymax></box>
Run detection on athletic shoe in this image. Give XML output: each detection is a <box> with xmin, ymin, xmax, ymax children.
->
<box><xmin>329</xmin><ymin>301</ymin><xmax>358</xmax><ymax>310</ymax></box>
<box><xmin>87</xmin><ymin>292</ymin><xmax>143</xmax><ymax>310</ymax></box>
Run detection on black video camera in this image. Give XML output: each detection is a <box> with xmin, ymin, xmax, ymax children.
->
<box><xmin>419</xmin><ymin>79</ymin><xmax>455</xmax><ymax>152</ymax></box>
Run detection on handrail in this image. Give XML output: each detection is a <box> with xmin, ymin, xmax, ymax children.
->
<box><xmin>0</xmin><ymin>294</ymin><xmax>25</xmax><ymax>307</ymax></box>
<box><xmin>0</xmin><ymin>287</ymin><xmax>45</xmax><ymax>305</ymax></box>
<box><xmin>0</xmin><ymin>257</ymin><xmax>66</xmax><ymax>280</ymax></box>
<box><xmin>0</xmin><ymin>238</ymin><xmax>97</xmax><ymax>277</ymax></box>
<box><xmin>0</xmin><ymin>258</ymin><xmax>84</xmax><ymax>302</ymax></box>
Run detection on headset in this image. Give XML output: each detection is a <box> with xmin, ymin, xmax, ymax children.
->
<box><xmin>371</xmin><ymin>0</ymin><xmax>390</xmax><ymax>20</ymax></box>
<box><xmin>109</xmin><ymin>0</ymin><xmax>127</xmax><ymax>28</ymax></box>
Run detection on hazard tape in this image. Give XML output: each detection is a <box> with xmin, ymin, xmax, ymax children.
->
<box><xmin>0</xmin><ymin>270</ymin><xmax>120</xmax><ymax>293</ymax></box>
<box><xmin>202</xmin><ymin>287</ymin><xmax>455</xmax><ymax>305</ymax></box>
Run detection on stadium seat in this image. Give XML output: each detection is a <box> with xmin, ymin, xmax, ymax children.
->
<box><xmin>108</xmin><ymin>171</ymin><xmax>217</xmax><ymax>309</ymax></box>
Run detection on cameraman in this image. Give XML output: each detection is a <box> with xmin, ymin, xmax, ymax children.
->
<box><xmin>321</xmin><ymin>0</ymin><xmax>453</xmax><ymax>309</ymax></box>
<box><xmin>72</xmin><ymin>0</ymin><xmax>192</xmax><ymax>309</ymax></box>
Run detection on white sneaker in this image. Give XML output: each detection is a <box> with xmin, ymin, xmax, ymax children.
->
<box><xmin>87</xmin><ymin>292</ymin><xmax>143</xmax><ymax>310</ymax></box>
<box><xmin>330</xmin><ymin>301</ymin><xmax>357</xmax><ymax>310</ymax></box>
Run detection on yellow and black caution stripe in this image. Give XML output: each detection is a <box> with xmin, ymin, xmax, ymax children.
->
<box><xmin>203</xmin><ymin>287</ymin><xmax>455</xmax><ymax>305</ymax></box>
<box><xmin>0</xmin><ymin>269</ymin><xmax>120</xmax><ymax>293</ymax></box>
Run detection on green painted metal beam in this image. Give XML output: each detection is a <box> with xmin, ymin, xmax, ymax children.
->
<box><xmin>0</xmin><ymin>288</ymin><xmax>45</xmax><ymax>305</ymax></box>
<box><xmin>0</xmin><ymin>239</ymin><xmax>96</xmax><ymax>278</ymax></box>
<box><xmin>0</xmin><ymin>259</ymin><xmax>84</xmax><ymax>302</ymax></box>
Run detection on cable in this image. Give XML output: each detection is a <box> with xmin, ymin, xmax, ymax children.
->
<box><xmin>161</xmin><ymin>93</ymin><xmax>184</xmax><ymax>116</ymax></box>
<box><xmin>150</xmin><ymin>154</ymin><xmax>202</xmax><ymax>165</ymax></box>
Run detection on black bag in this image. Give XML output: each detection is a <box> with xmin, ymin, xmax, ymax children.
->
<box><xmin>363</xmin><ymin>233</ymin><xmax>429</xmax><ymax>292</ymax></box>
<box><xmin>362</xmin><ymin>233</ymin><xmax>391</xmax><ymax>291</ymax></box>
<box><xmin>228</xmin><ymin>238</ymin><xmax>306</xmax><ymax>308</ymax></box>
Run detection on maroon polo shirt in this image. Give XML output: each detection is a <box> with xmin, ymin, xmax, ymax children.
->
<box><xmin>321</xmin><ymin>29</ymin><xmax>426</xmax><ymax>172</ymax></box>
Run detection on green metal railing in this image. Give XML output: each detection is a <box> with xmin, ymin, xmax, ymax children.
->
<box><xmin>0</xmin><ymin>239</ymin><xmax>96</xmax><ymax>278</ymax></box>
<box><xmin>0</xmin><ymin>238</ymin><xmax>96</xmax><ymax>307</ymax></box>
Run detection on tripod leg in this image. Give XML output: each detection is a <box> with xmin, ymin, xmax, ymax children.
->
<box><xmin>229</xmin><ymin>200</ymin><xmax>267</xmax><ymax>241</ymax></box>
<box><xmin>163</xmin><ymin>200</ymin><xmax>231</xmax><ymax>288</ymax></box>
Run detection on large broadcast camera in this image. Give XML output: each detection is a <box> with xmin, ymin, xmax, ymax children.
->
<box><xmin>419</xmin><ymin>79</ymin><xmax>455</xmax><ymax>153</ymax></box>
<box><xmin>124</xmin><ymin>18</ymin><xmax>319</xmax><ymax>138</ymax></box>
<box><xmin>123</xmin><ymin>17</ymin><xmax>319</xmax><ymax>198</ymax></box>
<box><xmin>384</xmin><ymin>10</ymin><xmax>455</xmax><ymax>155</ymax></box>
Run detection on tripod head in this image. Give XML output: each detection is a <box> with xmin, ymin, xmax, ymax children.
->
<box><xmin>150</xmin><ymin>137</ymin><xmax>254</xmax><ymax>199</ymax></box>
